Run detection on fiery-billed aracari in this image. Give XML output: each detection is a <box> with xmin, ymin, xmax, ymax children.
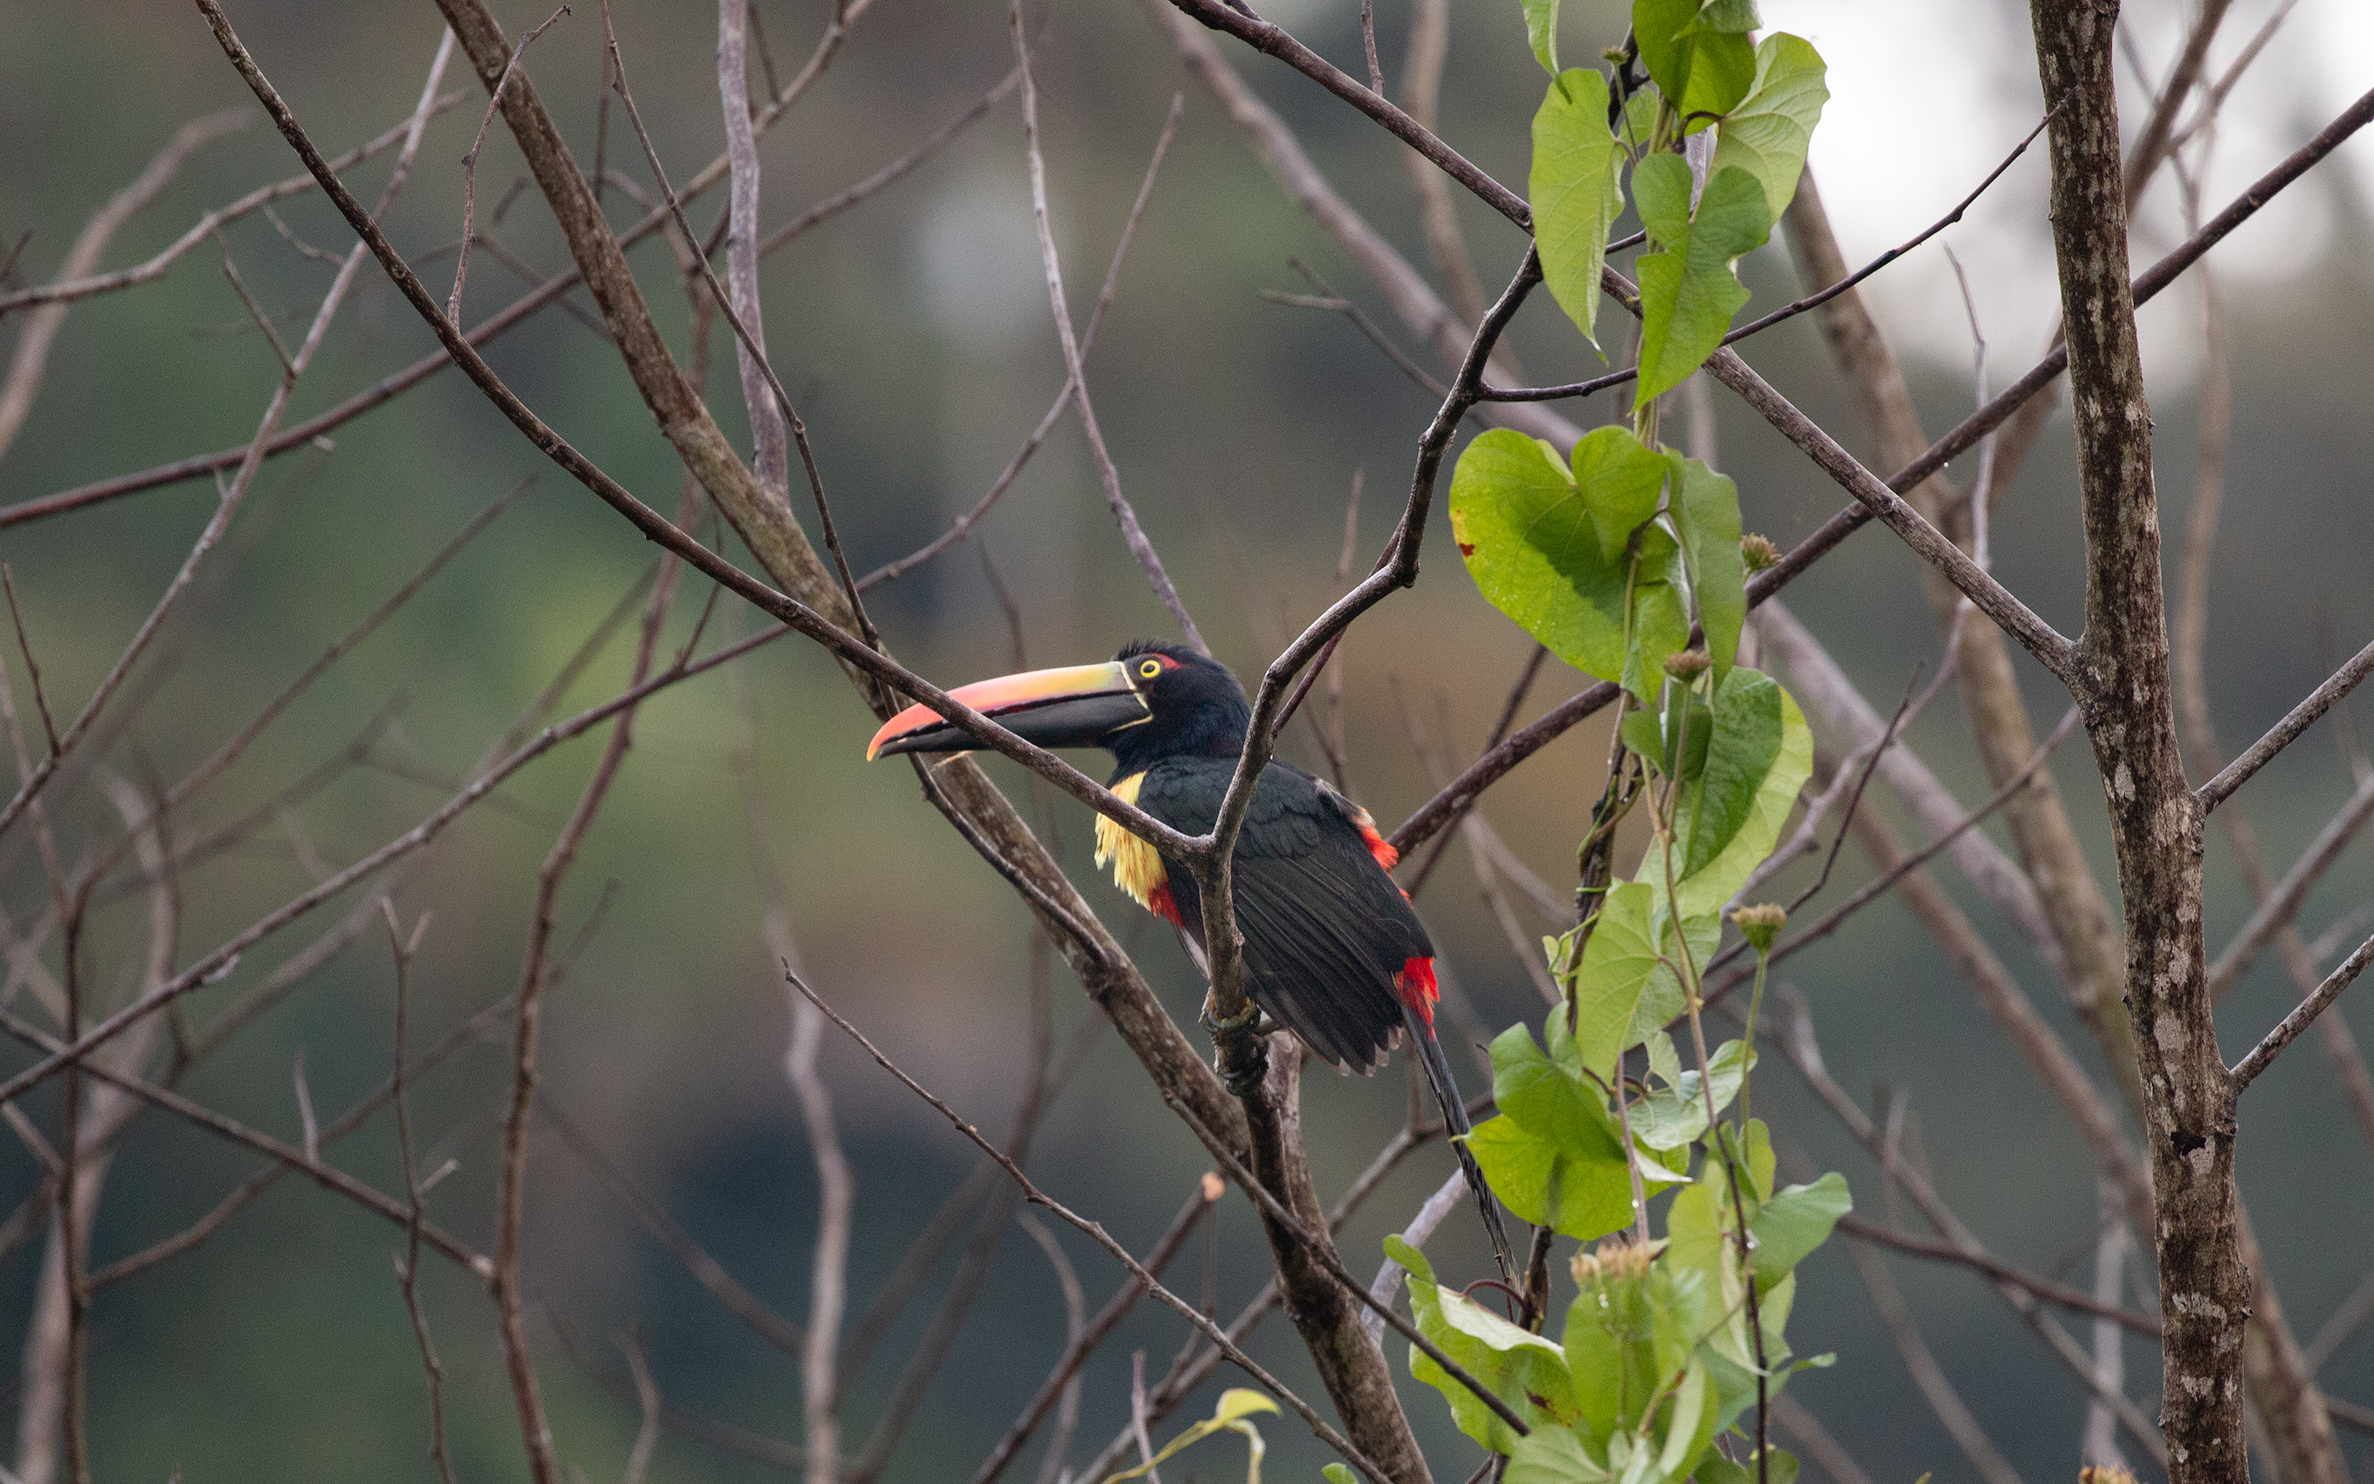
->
<box><xmin>867</xmin><ymin>641</ymin><xmax>1513</xmax><ymax>1273</ymax></box>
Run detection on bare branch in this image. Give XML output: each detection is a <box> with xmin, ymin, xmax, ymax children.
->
<box><xmin>385</xmin><ymin>903</ymin><xmax>460</xmax><ymax>1484</ymax></box>
<box><xmin>0</xmin><ymin>1004</ymin><xmax>487</xmax><ymax>1275</ymax></box>
<box><xmin>0</xmin><ymin>24</ymin><xmax>452</xmax><ymax>850</ymax></box>
<box><xmin>0</xmin><ymin>108</ymin><xmax>250</xmax><ymax>459</ymax></box>
<box><xmin>1842</xmin><ymin>1236</ymin><xmax>2027</xmax><ymax>1484</ymax></box>
<box><xmin>973</xmin><ymin>1180</ymin><xmax>1217</xmax><ymax>1484</ymax></box>
<box><xmin>540</xmin><ymin>1097</ymin><xmax>805</xmax><ymax>1357</ymax></box>
<box><xmin>785</xmin><ymin>970</ymin><xmax>1392</xmax><ymax>1484</ymax></box>
<box><xmin>1766</xmin><ymin>993</ymin><xmax>2166</xmax><ymax>1461</ymax></box>
<box><xmin>1397</xmin><ymin>0</ymin><xmax>1490</xmax><ymax>331</ymax></box>
<box><xmin>2205</xmin><ymin>770</ymin><xmax>2374</xmax><ymax>999</ymax></box>
<box><xmin>1838</xmin><ymin>1214</ymin><xmax>2155</xmax><ymax>1337</ymax></box>
<box><xmin>718</xmin><ymin>0</ymin><xmax>788</xmax><ymax>502</ymax></box>
<box><xmin>861</xmin><ymin>88</ymin><xmax>1178</xmax><ymax>595</ymax></box>
<box><xmin>2230</xmin><ymin>931</ymin><xmax>2374</xmax><ymax>1094</ymax></box>
<box><xmin>449</xmin><ymin>9</ymin><xmax>566</xmax><ymax>326</ymax></box>
<box><xmin>1013</xmin><ymin>10</ymin><xmax>1203</xmax><ymax>655</ymax></box>
<box><xmin>1485</xmin><ymin>102</ymin><xmax>2060</xmax><ymax>404</ymax></box>
<box><xmin>2199</xmin><ymin>639</ymin><xmax>2374</xmax><ymax>813</ymax></box>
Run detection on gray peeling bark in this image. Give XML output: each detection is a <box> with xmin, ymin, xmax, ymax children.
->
<box><xmin>426</xmin><ymin>4</ymin><xmax>1427</xmax><ymax>1475</ymax></box>
<box><xmin>2027</xmin><ymin>3</ymin><xmax>2245</xmax><ymax>1477</ymax></box>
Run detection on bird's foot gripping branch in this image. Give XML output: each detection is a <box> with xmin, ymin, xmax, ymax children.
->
<box><xmin>1376</xmin><ymin>6</ymin><xmax>1856</xmax><ymax>1481</ymax></box>
<box><xmin>1200</xmin><ymin>991</ymin><xmax>1272</xmax><ymax>1096</ymax></box>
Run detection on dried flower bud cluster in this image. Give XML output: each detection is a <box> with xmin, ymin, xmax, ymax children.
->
<box><xmin>1663</xmin><ymin>647</ymin><xmax>1711</xmax><ymax>680</ymax></box>
<box><xmin>1740</xmin><ymin>533</ymin><xmax>1780</xmax><ymax>572</ymax></box>
<box><xmin>1571</xmin><ymin>1236</ymin><xmax>1664</xmax><ymax>1288</ymax></box>
<box><xmin>1730</xmin><ymin>902</ymin><xmax>1787</xmax><ymax>954</ymax></box>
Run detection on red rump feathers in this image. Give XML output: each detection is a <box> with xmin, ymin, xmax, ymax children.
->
<box><xmin>1396</xmin><ymin>956</ymin><xmax>1438</xmax><ymax>1023</ymax></box>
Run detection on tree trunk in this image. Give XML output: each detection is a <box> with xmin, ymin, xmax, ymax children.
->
<box><xmin>2025</xmin><ymin>2</ymin><xmax>2248</xmax><ymax>1476</ymax></box>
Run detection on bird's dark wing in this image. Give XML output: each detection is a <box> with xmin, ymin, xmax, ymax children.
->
<box><xmin>1141</xmin><ymin>760</ymin><xmax>1428</xmax><ymax>1072</ymax></box>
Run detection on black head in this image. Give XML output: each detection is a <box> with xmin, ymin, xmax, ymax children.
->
<box><xmin>1108</xmin><ymin>641</ymin><xmax>1251</xmax><ymax>771</ymax></box>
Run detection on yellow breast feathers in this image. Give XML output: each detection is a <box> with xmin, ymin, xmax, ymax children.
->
<box><xmin>1094</xmin><ymin>772</ymin><xmax>1169</xmax><ymax>913</ymax></box>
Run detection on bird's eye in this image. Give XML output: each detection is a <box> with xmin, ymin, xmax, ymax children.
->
<box><xmin>1137</xmin><ymin>658</ymin><xmax>1163</xmax><ymax>679</ymax></box>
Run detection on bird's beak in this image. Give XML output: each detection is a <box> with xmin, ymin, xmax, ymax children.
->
<box><xmin>867</xmin><ymin>660</ymin><xmax>1147</xmax><ymax>760</ymax></box>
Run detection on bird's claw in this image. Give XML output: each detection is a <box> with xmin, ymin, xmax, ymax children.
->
<box><xmin>1199</xmin><ymin>995</ymin><xmax>1263</xmax><ymax>1037</ymax></box>
<box><xmin>1201</xmin><ymin>994</ymin><xmax>1271</xmax><ymax>1097</ymax></box>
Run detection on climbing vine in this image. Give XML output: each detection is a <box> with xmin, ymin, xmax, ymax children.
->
<box><xmin>1378</xmin><ymin>6</ymin><xmax>1853</xmax><ymax>1481</ymax></box>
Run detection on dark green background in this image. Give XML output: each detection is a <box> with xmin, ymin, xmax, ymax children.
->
<box><xmin>1</xmin><ymin>1</ymin><xmax>2368</xmax><ymax>1479</ymax></box>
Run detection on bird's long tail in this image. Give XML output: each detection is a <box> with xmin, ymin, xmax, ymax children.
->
<box><xmin>1406</xmin><ymin>1005</ymin><xmax>1517</xmax><ymax>1283</ymax></box>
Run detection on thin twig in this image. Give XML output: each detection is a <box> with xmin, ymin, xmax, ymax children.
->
<box><xmin>2230</xmin><ymin>930</ymin><xmax>2374</xmax><ymax>1093</ymax></box>
<box><xmin>1015</xmin><ymin>1213</ymin><xmax>1086</xmax><ymax>1480</ymax></box>
<box><xmin>0</xmin><ymin>566</ymin><xmax>60</xmax><ymax>759</ymax></box>
<box><xmin>1841</xmin><ymin>1235</ymin><xmax>2028</xmax><ymax>1484</ymax></box>
<box><xmin>733</xmin><ymin>651</ymin><xmax>851</xmax><ymax>1484</ymax></box>
<box><xmin>1767</xmin><ymin>994</ymin><xmax>2166</xmax><ymax>1461</ymax></box>
<box><xmin>540</xmin><ymin>1097</ymin><xmax>806</xmax><ymax>1356</ymax></box>
<box><xmin>384</xmin><ymin>903</ymin><xmax>460</xmax><ymax>1484</ymax></box>
<box><xmin>1838</xmin><ymin>1213</ymin><xmax>2157</xmax><ymax>1336</ymax></box>
<box><xmin>490</xmin><ymin>391</ymin><xmax>683</xmax><ymax>1484</ymax></box>
<box><xmin>6</xmin><ymin>63</ymin><xmax>992</xmax><ymax>536</ymax></box>
<box><xmin>449</xmin><ymin>6</ymin><xmax>569</xmax><ymax>326</ymax></box>
<box><xmin>719</xmin><ymin>0</ymin><xmax>788</xmax><ymax>501</ymax></box>
<box><xmin>1385</xmin><ymin>86</ymin><xmax>2374</xmax><ymax>854</ymax></box>
<box><xmin>973</xmin><ymin>1180</ymin><xmax>1218</xmax><ymax>1484</ymax></box>
<box><xmin>0</xmin><ymin>24</ymin><xmax>454</xmax><ymax>852</ymax></box>
<box><xmin>786</xmin><ymin>969</ymin><xmax>1391</xmax><ymax>1484</ymax></box>
<box><xmin>1013</xmin><ymin>8</ymin><xmax>1205</xmax><ymax>655</ymax></box>
<box><xmin>0</xmin><ymin>1003</ymin><xmax>488</xmax><ymax>1274</ymax></box>
<box><xmin>859</xmin><ymin>87</ymin><xmax>1177</xmax><ymax>594</ymax></box>
<box><xmin>618</xmin><ymin>1330</ymin><xmax>662</xmax><ymax>1484</ymax></box>
<box><xmin>0</xmin><ymin>107</ymin><xmax>252</xmax><ymax>461</ymax></box>
<box><xmin>2205</xmin><ymin>769</ymin><xmax>2374</xmax><ymax>997</ymax></box>
<box><xmin>597</xmin><ymin>0</ymin><xmax>879</xmax><ymax>655</ymax></box>
<box><xmin>1701</xmin><ymin>706</ymin><xmax>2081</xmax><ymax>1005</ymax></box>
<box><xmin>1483</xmin><ymin>102</ymin><xmax>2062</xmax><ymax>404</ymax></box>
<box><xmin>2199</xmin><ymin>638</ymin><xmax>2374</xmax><ymax>813</ymax></box>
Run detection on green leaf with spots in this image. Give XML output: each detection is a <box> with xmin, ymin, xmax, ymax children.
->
<box><xmin>1712</xmin><ymin>34</ymin><xmax>1829</xmax><ymax>220</ymax></box>
<box><xmin>1632</xmin><ymin>156</ymin><xmax>1772</xmax><ymax>401</ymax></box>
<box><xmin>1532</xmin><ymin>71</ymin><xmax>1627</xmax><ymax>345</ymax></box>
<box><xmin>1449</xmin><ymin>428</ymin><xmax>1689</xmax><ymax>697</ymax></box>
